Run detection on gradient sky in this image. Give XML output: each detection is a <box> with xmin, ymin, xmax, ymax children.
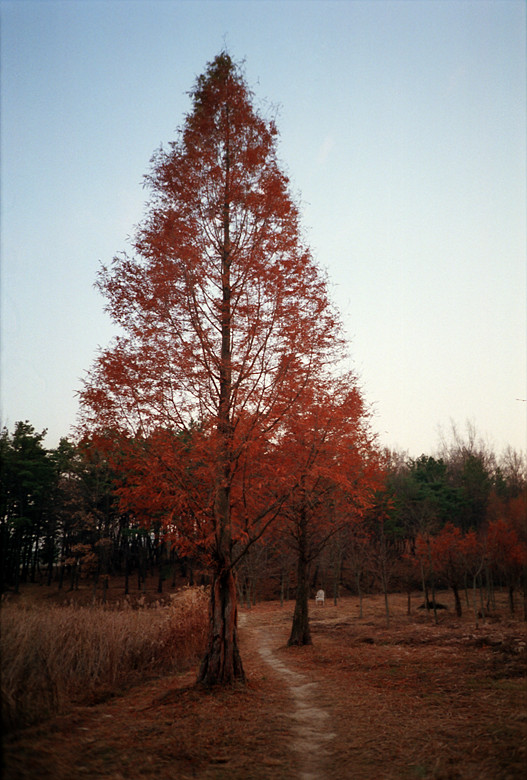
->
<box><xmin>1</xmin><ymin>0</ymin><xmax>525</xmax><ymax>457</ymax></box>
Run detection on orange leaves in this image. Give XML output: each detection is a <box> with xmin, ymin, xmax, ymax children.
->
<box><xmin>273</xmin><ymin>374</ymin><xmax>383</xmax><ymax>559</ymax></box>
<box><xmin>486</xmin><ymin>516</ymin><xmax>527</xmax><ymax>573</ymax></box>
<box><xmin>429</xmin><ymin>523</ymin><xmax>464</xmax><ymax>568</ymax></box>
<box><xmin>413</xmin><ymin>511</ymin><xmax>527</xmax><ymax>587</ymax></box>
<box><xmin>81</xmin><ymin>54</ymin><xmax>343</xmax><ymax>436</ymax></box>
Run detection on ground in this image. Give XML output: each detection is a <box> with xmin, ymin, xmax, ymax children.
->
<box><xmin>3</xmin><ymin>591</ymin><xmax>526</xmax><ymax>779</ymax></box>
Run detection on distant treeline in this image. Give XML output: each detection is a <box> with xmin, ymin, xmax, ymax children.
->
<box><xmin>1</xmin><ymin>421</ymin><xmax>525</xmax><ymax>618</ymax></box>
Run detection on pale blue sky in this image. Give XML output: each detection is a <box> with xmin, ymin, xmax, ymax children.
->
<box><xmin>1</xmin><ymin>0</ymin><xmax>525</xmax><ymax>457</ymax></box>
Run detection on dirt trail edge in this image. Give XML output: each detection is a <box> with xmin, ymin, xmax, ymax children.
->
<box><xmin>240</xmin><ymin>614</ymin><xmax>335</xmax><ymax>780</ymax></box>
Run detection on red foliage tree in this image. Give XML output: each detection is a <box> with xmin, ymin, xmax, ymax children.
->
<box><xmin>429</xmin><ymin>522</ymin><xmax>466</xmax><ymax>616</ymax></box>
<box><xmin>485</xmin><ymin>516</ymin><xmax>527</xmax><ymax>613</ymax></box>
<box><xmin>275</xmin><ymin>376</ymin><xmax>382</xmax><ymax>645</ymax></box>
<box><xmin>78</xmin><ymin>54</ymin><xmax>346</xmax><ymax>684</ymax></box>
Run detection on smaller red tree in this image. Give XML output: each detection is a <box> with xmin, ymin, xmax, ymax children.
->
<box><xmin>274</xmin><ymin>375</ymin><xmax>382</xmax><ymax>646</ymax></box>
<box><xmin>429</xmin><ymin>523</ymin><xmax>466</xmax><ymax>617</ymax></box>
<box><xmin>485</xmin><ymin>516</ymin><xmax>527</xmax><ymax>614</ymax></box>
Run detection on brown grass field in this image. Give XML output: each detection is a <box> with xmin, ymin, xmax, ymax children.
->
<box><xmin>2</xmin><ymin>585</ymin><xmax>526</xmax><ymax>779</ymax></box>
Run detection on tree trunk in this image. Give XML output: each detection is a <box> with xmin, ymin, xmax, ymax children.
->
<box><xmin>288</xmin><ymin>550</ymin><xmax>312</xmax><ymax>646</ymax></box>
<box><xmin>472</xmin><ymin>573</ymin><xmax>480</xmax><ymax>628</ymax></box>
<box><xmin>452</xmin><ymin>583</ymin><xmax>462</xmax><ymax>617</ymax></box>
<box><xmin>383</xmin><ymin>587</ymin><xmax>390</xmax><ymax>628</ymax></box>
<box><xmin>92</xmin><ymin>572</ymin><xmax>99</xmax><ymax>603</ymax></box>
<box><xmin>124</xmin><ymin>540</ymin><xmax>129</xmax><ymax>595</ymax></box>
<box><xmin>356</xmin><ymin>570</ymin><xmax>363</xmax><ymax>618</ymax></box>
<box><xmin>333</xmin><ymin>555</ymin><xmax>341</xmax><ymax>606</ymax></box>
<box><xmin>464</xmin><ymin>573</ymin><xmax>470</xmax><ymax>607</ymax></box>
<box><xmin>46</xmin><ymin>539</ymin><xmax>54</xmax><ymax>587</ymax></box>
<box><xmin>488</xmin><ymin>568</ymin><xmax>495</xmax><ymax>611</ymax></box>
<box><xmin>288</xmin><ymin>495</ymin><xmax>312</xmax><ymax>647</ymax></box>
<box><xmin>197</xmin><ymin>564</ymin><xmax>245</xmax><ymax>685</ymax></box>
<box><xmin>196</xmin><ymin>112</ymin><xmax>244</xmax><ymax>687</ymax></box>
<box><xmin>380</xmin><ymin>530</ymin><xmax>390</xmax><ymax>627</ymax></box>
<box><xmin>478</xmin><ymin>578</ymin><xmax>486</xmax><ymax>619</ymax></box>
<box><xmin>420</xmin><ymin>561</ymin><xmax>431</xmax><ymax>619</ymax></box>
<box><xmin>508</xmin><ymin>584</ymin><xmax>515</xmax><ymax>614</ymax></box>
<box><xmin>102</xmin><ymin>575</ymin><xmax>108</xmax><ymax>604</ymax></box>
<box><xmin>198</xmin><ymin>438</ymin><xmax>245</xmax><ymax>684</ymax></box>
<box><xmin>31</xmin><ymin>530</ymin><xmax>40</xmax><ymax>583</ymax></box>
<box><xmin>426</xmin><ymin>537</ymin><xmax>438</xmax><ymax>624</ymax></box>
<box><xmin>69</xmin><ymin>562</ymin><xmax>76</xmax><ymax>592</ymax></box>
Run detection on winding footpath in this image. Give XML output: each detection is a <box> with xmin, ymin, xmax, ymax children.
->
<box><xmin>240</xmin><ymin>614</ymin><xmax>335</xmax><ymax>780</ymax></box>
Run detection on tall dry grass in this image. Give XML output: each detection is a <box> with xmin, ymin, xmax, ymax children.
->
<box><xmin>1</xmin><ymin>586</ymin><xmax>209</xmax><ymax>731</ymax></box>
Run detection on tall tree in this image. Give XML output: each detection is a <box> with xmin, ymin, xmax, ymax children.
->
<box><xmin>79</xmin><ymin>53</ymin><xmax>345</xmax><ymax>684</ymax></box>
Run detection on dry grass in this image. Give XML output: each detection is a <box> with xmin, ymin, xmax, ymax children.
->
<box><xmin>1</xmin><ymin>586</ymin><xmax>208</xmax><ymax>731</ymax></box>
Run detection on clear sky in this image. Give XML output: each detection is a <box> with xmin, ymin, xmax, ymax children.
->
<box><xmin>1</xmin><ymin>0</ymin><xmax>525</xmax><ymax>458</ymax></box>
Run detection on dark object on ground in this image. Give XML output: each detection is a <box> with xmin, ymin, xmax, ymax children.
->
<box><xmin>418</xmin><ymin>601</ymin><xmax>448</xmax><ymax>610</ymax></box>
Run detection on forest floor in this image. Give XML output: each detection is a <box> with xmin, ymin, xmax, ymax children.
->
<box><xmin>3</xmin><ymin>590</ymin><xmax>527</xmax><ymax>780</ymax></box>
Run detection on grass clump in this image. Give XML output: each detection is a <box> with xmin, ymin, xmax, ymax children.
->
<box><xmin>1</xmin><ymin>585</ymin><xmax>209</xmax><ymax>731</ymax></box>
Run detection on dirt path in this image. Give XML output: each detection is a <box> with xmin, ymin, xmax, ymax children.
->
<box><xmin>256</xmin><ymin>631</ymin><xmax>335</xmax><ymax>780</ymax></box>
<box><xmin>240</xmin><ymin>612</ymin><xmax>335</xmax><ymax>780</ymax></box>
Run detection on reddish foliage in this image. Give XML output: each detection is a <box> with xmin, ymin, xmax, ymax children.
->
<box><xmin>486</xmin><ymin>516</ymin><xmax>527</xmax><ymax>579</ymax></box>
<box><xmin>428</xmin><ymin>523</ymin><xmax>466</xmax><ymax>583</ymax></box>
<box><xmin>275</xmin><ymin>378</ymin><xmax>383</xmax><ymax>644</ymax></box>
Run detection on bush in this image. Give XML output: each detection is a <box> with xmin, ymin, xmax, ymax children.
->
<box><xmin>1</xmin><ymin>586</ymin><xmax>209</xmax><ymax>731</ymax></box>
